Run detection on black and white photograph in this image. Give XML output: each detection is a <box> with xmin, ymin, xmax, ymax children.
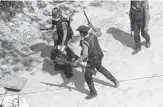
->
<box><xmin>0</xmin><ymin>0</ymin><xmax>163</xmax><ymax>107</ymax></box>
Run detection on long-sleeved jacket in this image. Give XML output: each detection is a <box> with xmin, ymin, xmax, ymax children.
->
<box><xmin>76</xmin><ymin>26</ymin><xmax>103</xmax><ymax>63</ymax></box>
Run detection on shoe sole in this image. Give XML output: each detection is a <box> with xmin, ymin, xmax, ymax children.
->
<box><xmin>132</xmin><ymin>49</ymin><xmax>141</xmax><ymax>55</ymax></box>
<box><xmin>85</xmin><ymin>95</ymin><xmax>97</xmax><ymax>99</ymax></box>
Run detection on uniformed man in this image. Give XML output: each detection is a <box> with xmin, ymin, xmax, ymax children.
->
<box><xmin>130</xmin><ymin>0</ymin><xmax>151</xmax><ymax>55</ymax></box>
<box><xmin>72</xmin><ymin>23</ymin><xmax>120</xmax><ymax>99</ymax></box>
<box><xmin>41</xmin><ymin>7</ymin><xmax>74</xmax><ymax>78</ymax></box>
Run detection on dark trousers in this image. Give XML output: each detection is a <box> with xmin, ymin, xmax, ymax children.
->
<box><xmin>85</xmin><ymin>55</ymin><xmax>116</xmax><ymax>93</ymax></box>
<box><xmin>132</xmin><ymin>20</ymin><xmax>150</xmax><ymax>48</ymax></box>
<box><xmin>64</xmin><ymin>46</ymin><xmax>78</xmax><ymax>74</ymax></box>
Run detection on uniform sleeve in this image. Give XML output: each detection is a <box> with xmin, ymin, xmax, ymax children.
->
<box><xmin>77</xmin><ymin>41</ymin><xmax>89</xmax><ymax>62</ymax></box>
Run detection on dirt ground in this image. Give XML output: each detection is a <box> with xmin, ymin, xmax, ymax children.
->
<box><xmin>0</xmin><ymin>1</ymin><xmax>163</xmax><ymax>107</ymax></box>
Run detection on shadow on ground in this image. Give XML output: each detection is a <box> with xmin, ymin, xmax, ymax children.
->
<box><xmin>107</xmin><ymin>27</ymin><xmax>136</xmax><ymax>49</ymax></box>
<box><xmin>89</xmin><ymin>1</ymin><xmax>102</xmax><ymax>7</ymax></box>
<box><xmin>69</xmin><ymin>34</ymin><xmax>81</xmax><ymax>44</ymax></box>
<box><xmin>30</xmin><ymin>38</ymin><xmax>115</xmax><ymax>95</ymax></box>
<box><xmin>29</xmin><ymin>33</ymin><xmax>81</xmax><ymax>76</ymax></box>
<box><xmin>30</xmin><ymin>42</ymin><xmax>53</xmax><ymax>58</ymax></box>
<box><xmin>41</xmin><ymin>68</ymin><xmax>116</xmax><ymax>95</ymax></box>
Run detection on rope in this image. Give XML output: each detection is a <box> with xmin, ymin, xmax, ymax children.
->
<box><xmin>120</xmin><ymin>74</ymin><xmax>163</xmax><ymax>82</ymax></box>
<box><xmin>0</xmin><ymin>73</ymin><xmax>162</xmax><ymax>97</ymax></box>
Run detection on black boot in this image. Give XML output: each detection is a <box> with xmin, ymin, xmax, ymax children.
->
<box><xmin>98</xmin><ymin>66</ymin><xmax>120</xmax><ymax>88</ymax></box>
<box><xmin>85</xmin><ymin>91</ymin><xmax>97</xmax><ymax>99</ymax></box>
<box><xmin>106</xmin><ymin>75</ymin><xmax>120</xmax><ymax>88</ymax></box>
<box><xmin>65</xmin><ymin>64</ymin><xmax>73</xmax><ymax>79</ymax></box>
<box><xmin>65</xmin><ymin>72</ymin><xmax>73</xmax><ymax>78</ymax></box>
<box><xmin>145</xmin><ymin>40</ymin><xmax>151</xmax><ymax>48</ymax></box>
<box><xmin>132</xmin><ymin>42</ymin><xmax>141</xmax><ymax>55</ymax></box>
<box><xmin>113</xmin><ymin>79</ymin><xmax>120</xmax><ymax>88</ymax></box>
<box><xmin>85</xmin><ymin>85</ymin><xmax>97</xmax><ymax>99</ymax></box>
<box><xmin>132</xmin><ymin>47</ymin><xmax>141</xmax><ymax>55</ymax></box>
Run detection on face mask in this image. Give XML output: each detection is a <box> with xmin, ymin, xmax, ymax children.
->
<box><xmin>52</xmin><ymin>11</ymin><xmax>61</xmax><ymax>21</ymax></box>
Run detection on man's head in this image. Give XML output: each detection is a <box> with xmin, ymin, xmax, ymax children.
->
<box><xmin>76</xmin><ymin>25</ymin><xmax>90</xmax><ymax>37</ymax></box>
<box><xmin>52</xmin><ymin>7</ymin><xmax>62</xmax><ymax>21</ymax></box>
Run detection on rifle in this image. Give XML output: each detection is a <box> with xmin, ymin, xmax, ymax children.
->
<box><xmin>83</xmin><ymin>10</ymin><xmax>101</xmax><ymax>33</ymax></box>
<box><xmin>64</xmin><ymin>60</ymin><xmax>96</xmax><ymax>75</ymax></box>
<box><xmin>83</xmin><ymin>10</ymin><xmax>90</xmax><ymax>24</ymax></box>
<box><xmin>54</xmin><ymin>49</ymin><xmax>97</xmax><ymax>75</ymax></box>
<box><xmin>40</xmin><ymin>27</ymin><xmax>52</xmax><ymax>31</ymax></box>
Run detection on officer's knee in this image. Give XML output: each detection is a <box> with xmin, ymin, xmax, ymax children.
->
<box><xmin>141</xmin><ymin>31</ymin><xmax>148</xmax><ymax>37</ymax></box>
<box><xmin>95</xmin><ymin>63</ymin><xmax>102</xmax><ymax>71</ymax></box>
<box><xmin>96</xmin><ymin>67</ymin><xmax>100</xmax><ymax>72</ymax></box>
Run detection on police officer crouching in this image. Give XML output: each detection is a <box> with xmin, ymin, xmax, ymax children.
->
<box><xmin>72</xmin><ymin>23</ymin><xmax>120</xmax><ymax>99</ymax></box>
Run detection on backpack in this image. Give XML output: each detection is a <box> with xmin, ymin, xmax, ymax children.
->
<box><xmin>130</xmin><ymin>1</ymin><xmax>146</xmax><ymax>19</ymax></box>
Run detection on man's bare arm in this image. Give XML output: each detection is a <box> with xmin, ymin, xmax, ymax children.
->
<box><xmin>61</xmin><ymin>22</ymin><xmax>68</xmax><ymax>45</ymax></box>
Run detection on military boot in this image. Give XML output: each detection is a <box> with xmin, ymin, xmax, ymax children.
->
<box><xmin>145</xmin><ymin>40</ymin><xmax>151</xmax><ymax>48</ymax></box>
<box><xmin>107</xmin><ymin>75</ymin><xmax>120</xmax><ymax>88</ymax></box>
<box><xmin>65</xmin><ymin>72</ymin><xmax>73</xmax><ymax>78</ymax></box>
<box><xmin>132</xmin><ymin>42</ymin><xmax>141</xmax><ymax>55</ymax></box>
<box><xmin>65</xmin><ymin>64</ymin><xmax>73</xmax><ymax>79</ymax></box>
<box><xmin>113</xmin><ymin>79</ymin><xmax>120</xmax><ymax>88</ymax></box>
<box><xmin>85</xmin><ymin>91</ymin><xmax>97</xmax><ymax>99</ymax></box>
<box><xmin>85</xmin><ymin>85</ymin><xmax>97</xmax><ymax>99</ymax></box>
